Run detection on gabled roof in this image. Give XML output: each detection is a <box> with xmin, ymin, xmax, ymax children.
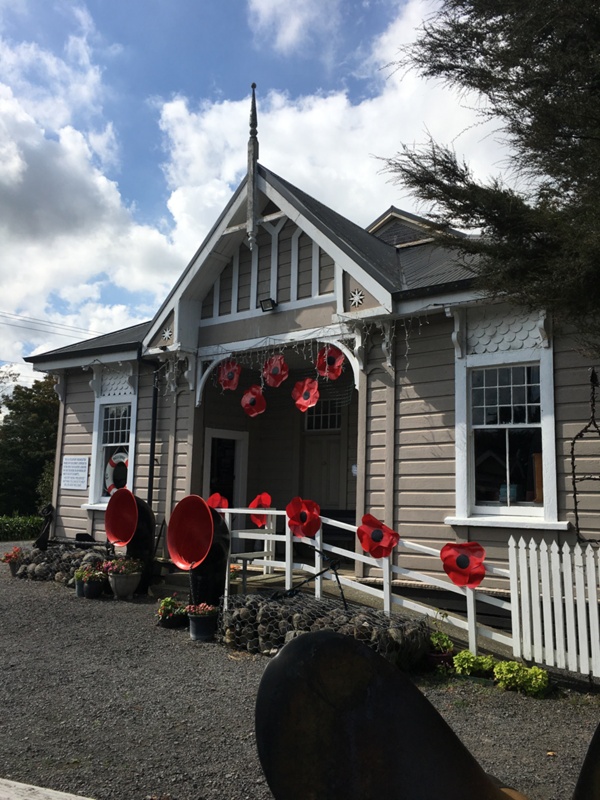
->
<box><xmin>27</xmin><ymin>166</ymin><xmax>477</xmax><ymax>369</ymax></box>
<box><xmin>260</xmin><ymin>166</ymin><xmax>402</xmax><ymax>295</ymax></box>
<box><xmin>25</xmin><ymin>321</ymin><xmax>151</xmax><ymax>365</ymax></box>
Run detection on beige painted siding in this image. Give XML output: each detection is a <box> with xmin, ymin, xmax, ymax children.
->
<box><xmin>554</xmin><ymin>332</ymin><xmax>600</xmax><ymax>540</ymax></box>
<box><xmin>277</xmin><ymin>220</ymin><xmax>294</xmax><ymax>303</ymax></box>
<box><xmin>256</xmin><ymin>228</ymin><xmax>272</xmax><ymax>306</ymax></box>
<box><xmin>297</xmin><ymin>233</ymin><xmax>312</xmax><ymax>299</ymax></box>
<box><xmin>237</xmin><ymin>245</ymin><xmax>252</xmax><ymax>312</ymax></box>
<box><xmin>53</xmin><ymin>371</ymin><xmax>94</xmax><ymax>539</ymax></box>
<box><xmin>219</xmin><ymin>262</ymin><xmax>233</xmax><ymax>316</ymax></box>
<box><xmin>319</xmin><ymin>249</ymin><xmax>334</xmax><ymax>295</ymax></box>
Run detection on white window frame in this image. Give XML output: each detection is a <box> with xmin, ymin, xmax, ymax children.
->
<box><xmin>85</xmin><ymin>367</ymin><xmax>138</xmax><ymax>510</ymax></box>
<box><xmin>447</xmin><ymin>331</ymin><xmax>567</xmax><ymax>530</ymax></box>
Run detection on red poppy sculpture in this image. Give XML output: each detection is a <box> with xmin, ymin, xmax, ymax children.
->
<box><xmin>206</xmin><ymin>493</ymin><xmax>229</xmax><ymax>510</ymax></box>
<box><xmin>249</xmin><ymin>492</ymin><xmax>272</xmax><ymax>528</ymax></box>
<box><xmin>292</xmin><ymin>378</ymin><xmax>319</xmax><ymax>412</ymax></box>
<box><xmin>241</xmin><ymin>385</ymin><xmax>266</xmax><ymax>417</ymax></box>
<box><xmin>218</xmin><ymin>359</ymin><xmax>241</xmax><ymax>391</ymax></box>
<box><xmin>440</xmin><ymin>541</ymin><xmax>486</xmax><ymax>588</ymax></box>
<box><xmin>286</xmin><ymin>496</ymin><xmax>321</xmax><ymax>539</ymax></box>
<box><xmin>263</xmin><ymin>354</ymin><xmax>289</xmax><ymax>388</ymax></box>
<box><xmin>357</xmin><ymin>514</ymin><xmax>400</xmax><ymax>559</ymax></box>
<box><xmin>316</xmin><ymin>344</ymin><xmax>345</xmax><ymax>380</ymax></box>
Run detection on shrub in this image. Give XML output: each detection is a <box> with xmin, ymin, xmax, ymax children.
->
<box><xmin>493</xmin><ymin>661</ymin><xmax>549</xmax><ymax>697</ymax></box>
<box><xmin>0</xmin><ymin>515</ymin><xmax>43</xmax><ymax>542</ymax></box>
<box><xmin>453</xmin><ymin>650</ymin><xmax>497</xmax><ymax>677</ymax></box>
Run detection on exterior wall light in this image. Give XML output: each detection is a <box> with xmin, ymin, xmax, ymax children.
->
<box><xmin>260</xmin><ymin>298</ymin><xmax>278</xmax><ymax>312</ymax></box>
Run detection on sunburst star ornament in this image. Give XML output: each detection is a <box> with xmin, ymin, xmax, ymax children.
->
<box><xmin>349</xmin><ymin>288</ymin><xmax>364</xmax><ymax>307</ymax></box>
<box><xmin>161</xmin><ymin>327</ymin><xmax>172</xmax><ymax>341</ymax></box>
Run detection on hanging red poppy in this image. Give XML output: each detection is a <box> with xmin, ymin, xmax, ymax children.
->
<box><xmin>440</xmin><ymin>541</ymin><xmax>486</xmax><ymax>588</ymax></box>
<box><xmin>218</xmin><ymin>359</ymin><xmax>241</xmax><ymax>391</ymax></box>
<box><xmin>357</xmin><ymin>514</ymin><xmax>400</xmax><ymax>559</ymax></box>
<box><xmin>316</xmin><ymin>344</ymin><xmax>345</xmax><ymax>380</ymax></box>
<box><xmin>206</xmin><ymin>493</ymin><xmax>229</xmax><ymax>510</ymax></box>
<box><xmin>249</xmin><ymin>492</ymin><xmax>272</xmax><ymax>528</ymax></box>
<box><xmin>286</xmin><ymin>496</ymin><xmax>321</xmax><ymax>539</ymax></box>
<box><xmin>292</xmin><ymin>378</ymin><xmax>319</xmax><ymax>412</ymax></box>
<box><xmin>263</xmin><ymin>354</ymin><xmax>289</xmax><ymax>388</ymax></box>
<box><xmin>241</xmin><ymin>384</ymin><xmax>266</xmax><ymax>417</ymax></box>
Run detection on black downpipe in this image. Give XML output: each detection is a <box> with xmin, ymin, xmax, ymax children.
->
<box><xmin>147</xmin><ymin>365</ymin><xmax>160</xmax><ymax>506</ymax></box>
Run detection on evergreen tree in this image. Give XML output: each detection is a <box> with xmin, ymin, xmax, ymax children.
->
<box><xmin>384</xmin><ymin>0</ymin><xmax>600</xmax><ymax>350</ymax></box>
<box><xmin>0</xmin><ymin>375</ymin><xmax>58</xmax><ymax>516</ymax></box>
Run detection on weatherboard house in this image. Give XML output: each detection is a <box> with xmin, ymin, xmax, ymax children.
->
<box><xmin>26</xmin><ymin>97</ymin><xmax>598</xmax><ymax>580</ymax></box>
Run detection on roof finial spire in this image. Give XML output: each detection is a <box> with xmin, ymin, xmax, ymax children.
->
<box><xmin>247</xmin><ymin>82</ymin><xmax>259</xmax><ymax>249</ymax></box>
<box><xmin>250</xmin><ymin>82</ymin><xmax>258</xmax><ymax>139</ymax></box>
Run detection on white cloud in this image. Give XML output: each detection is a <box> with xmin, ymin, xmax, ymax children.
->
<box><xmin>247</xmin><ymin>0</ymin><xmax>342</xmax><ymax>56</ymax></box>
<box><xmin>158</xmin><ymin>1</ymin><xmax>510</xmax><ymax>247</ymax></box>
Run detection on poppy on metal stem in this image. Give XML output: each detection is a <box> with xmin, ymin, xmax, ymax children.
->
<box><xmin>241</xmin><ymin>385</ymin><xmax>267</xmax><ymax>417</ymax></box>
<box><xmin>249</xmin><ymin>492</ymin><xmax>272</xmax><ymax>528</ymax></box>
<box><xmin>218</xmin><ymin>359</ymin><xmax>241</xmax><ymax>391</ymax></box>
<box><xmin>263</xmin><ymin>354</ymin><xmax>289</xmax><ymax>388</ymax></box>
<box><xmin>316</xmin><ymin>344</ymin><xmax>345</xmax><ymax>380</ymax></box>
<box><xmin>206</xmin><ymin>493</ymin><xmax>229</xmax><ymax>511</ymax></box>
<box><xmin>286</xmin><ymin>496</ymin><xmax>321</xmax><ymax>538</ymax></box>
<box><xmin>357</xmin><ymin>514</ymin><xmax>399</xmax><ymax>559</ymax></box>
<box><xmin>440</xmin><ymin>541</ymin><xmax>486</xmax><ymax>588</ymax></box>
<box><xmin>292</xmin><ymin>378</ymin><xmax>319</xmax><ymax>412</ymax></box>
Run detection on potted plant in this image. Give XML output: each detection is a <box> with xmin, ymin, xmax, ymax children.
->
<box><xmin>1</xmin><ymin>546</ymin><xmax>23</xmax><ymax>577</ymax></box>
<box><xmin>428</xmin><ymin>630</ymin><xmax>455</xmax><ymax>670</ymax></box>
<box><xmin>156</xmin><ymin>595</ymin><xmax>188</xmax><ymax>628</ymax></box>
<box><xmin>78</xmin><ymin>565</ymin><xmax>107</xmax><ymax>599</ymax></box>
<box><xmin>103</xmin><ymin>557</ymin><xmax>143</xmax><ymax>600</ymax></box>
<box><xmin>185</xmin><ymin>602</ymin><xmax>219</xmax><ymax>641</ymax></box>
<box><xmin>73</xmin><ymin>564</ymin><xmax>92</xmax><ymax>597</ymax></box>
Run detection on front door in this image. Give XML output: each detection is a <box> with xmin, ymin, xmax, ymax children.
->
<box><xmin>203</xmin><ymin>428</ymin><xmax>248</xmax><ymax>508</ymax></box>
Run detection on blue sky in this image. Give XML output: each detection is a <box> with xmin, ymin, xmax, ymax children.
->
<box><xmin>0</xmin><ymin>0</ymin><xmax>506</xmax><ymax>385</ymax></box>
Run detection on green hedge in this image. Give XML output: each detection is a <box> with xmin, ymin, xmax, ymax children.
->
<box><xmin>0</xmin><ymin>516</ymin><xmax>43</xmax><ymax>542</ymax></box>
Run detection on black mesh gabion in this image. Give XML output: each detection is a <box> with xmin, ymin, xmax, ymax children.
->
<box><xmin>218</xmin><ymin>592</ymin><xmax>430</xmax><ymax>671</ymax></box>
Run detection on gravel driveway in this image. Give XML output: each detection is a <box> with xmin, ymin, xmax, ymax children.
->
<box><xmin>0</xmin><ymin>565</ymin><xmax>598</xmax><ymax>800</ymax></box>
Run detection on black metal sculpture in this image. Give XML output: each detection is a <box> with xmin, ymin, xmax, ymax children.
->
<box><xmin>255</xmin><ymin>631</ymin><xmax>600</xmax><ymax>800</ymax></box>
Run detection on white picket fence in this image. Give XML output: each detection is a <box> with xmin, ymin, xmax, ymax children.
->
<box><xmin>220</xmin><ymin>510</ymin><xmax>600</xmax><ymax>678</ymax></box>
<box><xmin>509</xmin><ymin>536</ymin><xmax>600</xmax><ymax>678</ymax></box>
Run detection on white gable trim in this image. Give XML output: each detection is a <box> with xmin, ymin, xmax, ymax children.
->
<box><xmin>259</xmin><ymin>176</ymin><xmax>393</xmax><ymax>312</ymax></box>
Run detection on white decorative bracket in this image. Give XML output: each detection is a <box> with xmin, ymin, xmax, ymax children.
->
<box><xmin>88</xmin><ymin>364</ymin><xmax>103</xmax><ymax>398</ymax></box>
<box><xmin>537</xmin><ymin>310</ymin><xmax>550</xmax><ymax>348</ymax></box>
<box><xmin>52</xmin><ymin>372</ymin><xmax>65</xmax><ymax>403</ymax></box>
<box><xmin>352</xmin><ymin>325</ymin><xmax>366</xmax><ymax>372</ymax></box>
<box><xmin>446</xmin><ymin>307</ymin><xmax>465</xmax><ymax>359</ymax></box>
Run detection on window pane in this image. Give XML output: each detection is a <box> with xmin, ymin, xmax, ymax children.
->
<box><xmin>485</xmin><ymin>387</ymin><xmax>498</xmax><ymax>406</ymax></box>
<box><xmin>498</xmin><ymin>368</ymin><xmax>511</xmax><ymax>386</ymax></box>
<box><xmin>484</xmin><ymin>369</ymin><xmax>498</xmax><ymax>386</ymax></box>
<box><xmin>474</xmin><ymin>429</ymin><xmax>506</xmax><ymax>504</ymax></box>
<box><xmin>472</xmin><ymin>388</ymin><xmax>484</xmax><ymax>407</ymax></box>
<box><xmin>499</xmin><ymin>406</ymin><xmax>512</xmax><ymax>424</ymax></box>
<box><xmin>472</xmin><ymin>370</ymin><xmax>484</xmax><ymax>388</ymax></box>
<box><xmin>507</xmin><ymin>428</ymin><xmax>543</xmax><ymax>504</ymax></box>
<box><xmin>528</xmin><ymin>405</ymin><xmax>541</xmax><ymax>424</ymax></box>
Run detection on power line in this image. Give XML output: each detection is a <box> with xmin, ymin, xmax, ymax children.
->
<box><xmin>0</xmin><ymin>310</ymin><xmax>103</xmax><ymax>338</ymax></box>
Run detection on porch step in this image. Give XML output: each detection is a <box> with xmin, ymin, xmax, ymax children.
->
<box><xmin>0</xmin><ymin>778</ymin><xmax>94</xmax><ymax>800</ymax></box>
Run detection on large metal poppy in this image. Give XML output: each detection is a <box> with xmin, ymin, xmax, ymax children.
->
<box><xmin>206</xmin><ymin>493</ymin><xmax>229</xmax><ymax>510</ymax></box>
<box><xmin>292</xmin><ymin>378</ymin><xmax>319</xmax><ymax>412</ymax></box>
<box><xmin>316</xmin><ymin>344</ymin><xmax>345</xmax><ymax>380</ymax></box>
<box><xmin>218</xmin><ymin>359</ymin><xmax>241</xmax><ymax>391</ymax></box>
<box><xmin>249</xmin><ymin>492</ymin><xmax>272</xmax><ymax>528</ymax></box>
<box><xmin>440</xmin><ymin>541</ymin><xmax>486</xmax><ymax>588</ymax></box>
<box><xmin>357</xmin><ymin>514</ymin><xmax>400</xmax><ymax>559</ymax></box>
<box><xmin>241</xmin><ymin>385</ymin><xmax>267</xmax><ymax>417</ymax></box>
<box><xmin>263</xmin><ymin>354</ymin><xmax>289</xmax><ymax>388</ymax></box>
<box><xmin>286</xmin><ymin>496</ymin><xmax>321</xmax><ymax>539</ymax></box>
